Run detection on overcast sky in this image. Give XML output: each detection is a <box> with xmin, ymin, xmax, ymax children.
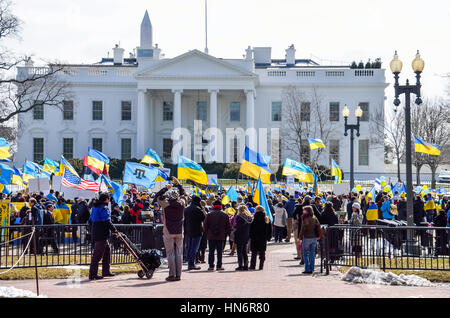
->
<box><xmin>6</xmin><ymin>0</ymin><xmax>450</xmax><ymax>103</ymax></box>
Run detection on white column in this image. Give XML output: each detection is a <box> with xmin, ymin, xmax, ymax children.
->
<box><xmin>172</xmin><ymin>89</ymin><xmax>183</xmax><ymax>131</ymax></box>
<box><xmin>137</xmin><ymin>89</ymin><xmax>146</xmax><ymax>158</ymax></box>
<box><xmin>246</xmin><ymin>89</ymin><xmax>256</xmax><ymax>150</ymax></box>
<box><xmin>208</xmin><ymin>89</ymin><xmax>219</xmax><ymax>162</ymax></box>
<box><xmin>209</xmin><ymin>89</ymin><xmax>218</xmax><ymax>129</ymax></box>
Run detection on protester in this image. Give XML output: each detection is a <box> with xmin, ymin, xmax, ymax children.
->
<box><xmin>298</xmin><ymin>206</ymin><xmax>322</xmax><ymax>274</ymax></box>
<box><xmin>249</xmin><ymin>206</ymin><xmax>272</xmax><ymax>270</ymax></box>
<box><xmin>234</xmin><ymin>205</ymin><xmax>253</xmax><ymax>271</ymax></box>
<box><xmin>273</xmin><ymin>202</ymin><xmax>287</xmax><ymax>243</ymax></box>
<box><xmin>184</xmin><ymin>195</ymin><xmax>206</xmax><ymax>270</ymax></box>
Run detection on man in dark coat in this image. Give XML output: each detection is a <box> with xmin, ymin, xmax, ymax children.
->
<box><xmin>249</xmin><ymin>206</ymin><xmax>272</xmax><ymax>270</ymax></box>
<box><xmin>42</xmin><ymin>203</ymin><xmax>59</xmax><ymax>254</ymax></box>
<box><xmin>203</xmin><ymin>200</ymin><xmax>231</xmax><ymax>271</ymax></box>
<box><xmin>184</xmin><ymin>195</ymin><xmax>205</xmax><ymax>270</ymax></box>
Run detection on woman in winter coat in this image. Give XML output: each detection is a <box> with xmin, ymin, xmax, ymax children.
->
<box><xmin>234</xmin><ymin>205</ymin><xmax>254</xmax><ymax>271</ymax></box>
<box><xmin>249</xmin><ymin>205</ymin><xmax>272</xmax><ymax>270</ymax></box>
<box><xmin>273</xmin><ymin>202</ymin><xmax>287</xmax><ymax>243</ymax></box>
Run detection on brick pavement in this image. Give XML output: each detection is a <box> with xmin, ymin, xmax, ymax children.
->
<box><xmin>1</xmin><ymin>242</ymin><xmax>449</xmax><ymax>298</ymax></box>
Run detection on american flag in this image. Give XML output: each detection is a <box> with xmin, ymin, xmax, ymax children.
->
<box><xmin>62</xmin><ymin>168</ymin><xmax>100</xmax><ymax>192</ymax></box>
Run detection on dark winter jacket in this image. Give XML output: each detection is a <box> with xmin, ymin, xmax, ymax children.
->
<box><xmin>77</xmin><ymin>202</ymin><xmax>91</xmax><ymax>224</ymax></box>
<box><xmin>234</xmin><ymin>213</ymin><xmax>254</xmax><ymax>244</ymax></box>
<box><xmin>90</xmin><ymin>204</ymin><xmax>116</xmax><ymax>241</ymax></box>
<box><xmin>250</xmin><ymin>211</ymin><xmax>272</xmax><ymax>252</ymax></box>
<box><xmin>413</xmin><ymin>199</ymin><xmax>425</xmax><ymax>225</ymax></box>
<box><xmin>184</xmin><ymin>196</ymin><xmax>206</xmax><ymax>238</ymax></box>
<box><xmin>284</xmin><ymin>199</ymin><xmax>296</xmax><ymax>218</ymax></box>
<box><xmin>155</xmin><ymin>184</ymin><xmax>187</xmax><ymax>235</ymax></box>
<box><xmin>203</xmin><ymin>208</ymin><xmax>231</xmax><ymax>241</ymax></box>
<box><xmin>320</xmin><ymin>210</ymin><xmax>338</xmax><ymax>226</ymax></box>
<box><xmin>397</xmin><ymin>199</ymin><xmax>407</xmax><ymax>221</ymax></box>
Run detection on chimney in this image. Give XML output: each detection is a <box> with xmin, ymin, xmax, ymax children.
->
<box><xmin>285</xmin><ymin>44</ymin><xmax>296</xmax><ymax>66</ymax></box>
<box><xmin>245</xmin><ymin>46</ymin><xmax>253</xmax><ymax>61</ymax></box>
<box><xmin>113</xmin><ymin>44</ymin><xmax>125</xmax><ymax>65</ymax></box>
<box><xmin>25</xmin><ymin>57</ymin><xmax>34</xmax><ymax>67</ymax></box>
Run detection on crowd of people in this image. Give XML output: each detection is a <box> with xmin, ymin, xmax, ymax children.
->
<box><xmin>0</xmin><ymin>179</ymin><xmax>449</xmax><ymax>281</ymax></box>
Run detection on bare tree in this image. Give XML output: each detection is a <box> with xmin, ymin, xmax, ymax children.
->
<box><xmin>371</xmin><ymin>107</ymin><xmax>405</xmax><ymax>182</ymax></box>
<box><xmin>0</xmin><ymin>0</ymin><xmax>69</xmax><ymax>127</ymax></box>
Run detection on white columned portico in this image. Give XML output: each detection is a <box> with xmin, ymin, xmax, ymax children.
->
<box><xmin>246</xmin><ymin>89</ymin><xmax>257</xmax><ymax>150</ymax></box>
<box><xmin>137</xmin><ymin>89</ymin><xmax>146</xmax><ymax>157</ymax></box>
<box><xmin>172</xmin><ymin>89</ymin><xmax>183</xmax><ymax>131</ymax></box>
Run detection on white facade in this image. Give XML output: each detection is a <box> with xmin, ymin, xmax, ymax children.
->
<box><xmin>15</xmin><ymin>11</ymin><xmax>387</xmax><ymax>177</ymax></box>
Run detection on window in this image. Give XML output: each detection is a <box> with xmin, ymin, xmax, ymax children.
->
<box><xmin>92</xmin><ymin>138</ymin><xmax>103</xmax><ymax>152</ymax></box>
<box><xmin>121</xmin><ymin>101</ymin><xmax>132</xmax><ymax>121</ymax></box>
<box><xmin>33</xmin><ymin>138</ymin><xmax>44</xmax><ymax>162</ymax></box>
<box><xmin>301</xmin><ymin>139</ymin><xmax>310</xmax><ymax>163</ymax></box>
<box><xmin>359</xmin><ymin>102</ymin><xmax>369</xmax><ymax>122</ymax></box>
<box><xmin>301</xmin><ymin>102</ymin><xmax>310</xmax><ymax>121</ymax></box>
<box><xmin>272</xmin><ymin>102</ymin><xmax>282</xmax><ymax>122</ymax></box>
<box><xmin>359</xmin><ymin>139</ymin><xmax>369</xmax><ymax>166</ymax></box>
<box><xmin>163</xmin><ymin>102</ymin><xmax>173</xmax><ymax>121</ymax></box>
<box><xmin>63</xmin><ymin>138</ymin><xmax>73</xmax><ymax>159</ymax></box>
<box><xmin>33</xmin><ymin>101</ymin><xmax>44</xmax><ymax>120</ymax></box>
<box><xmin>232</xmin><ymin>137</ymin><xmax>239</xmax><ymax>163</ymax></box>
<box><xmin>197</xmin><ymin>102</ymin><xmax>207</xmax><ymax>121</ymax></box>
<box><xmin>329</xmin><ymin>140</ymin><xmax>339</xmax><ymax>165</ymax></box>
<box><xmin>63</xmin><ymin>101</ymin><xmax>74</xmax><ymax>120</ymax></box>
<box><xmin>121</xmin><ymin>138</ymin><xmax>132</xmax><ymax>160</ymax></box>
<box><xmin>92</xmin><ymin>101</ymin><xmax>103</xmax><ymax>121</ymax></box>
<box><xmin>163</xmin><ymin>139</ymin><xmax>173</xmax><ymax>160</ymax></box>
<box><xmin>230</xmin><ymin>102</ymin><xmax>241</xmax><ymax>121</ymax></box>
<box><xmin>329</xmin><ymin>102</ymin><xmax>340</xmax><ymax>122</ymax></box>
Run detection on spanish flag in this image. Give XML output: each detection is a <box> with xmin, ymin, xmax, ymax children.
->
<box><xmin>142</xmin><ymin>148</ymin><xmax>164</xmax><ymax>168</ymax></box>
<box><xmin>282</xmin><ymin>158</ymin><xmax>315</xmax><ymax>183</ymax></box>
<box><xmin>177</xmin><ymin>156</ymin><xmax>208</xmax><ymax>188</ymax></box>
<box><xmin>59</xmin><ymin>156</ymin><xmax>80</xmax><ymax>178</ymax></box>
<box><xmin>366</xmin><ymin>203</ymin><xmax>379</xmax><ymax>221</ymax></box>
<box><xmin>239</xmin><ymin>147</ymin><xmax>272</xmax><ymax>184</ymax></box>
<box><xmin>414</xmin><ymin>137</ymin><xmax>440</xmax><ymax>156</ymax></box>
<box><xmin>43</xmin><ymin>158</ymin><xmax>60</xmax><ymax>174</ymax></box>
<box><xmin>308</xmin><ymin>138</ymin><xmax>326</xmax><ymax>150</ymax></box>
<box><xmin>0</xmin><ymin>138</ymin><xmax>11</xmax><ymax>160</ymax></box>
<box><xmin>87</xmin><ymin>148</ymin><xmax>110</xmax><ymax>178</ymax></box>
<box><xmin>254</xmin><ymin>176</ymin><xmax>273</xmax><ymax>222</ymax></box>
<box><xmin>331</xmin><ymin>159</ymin><xmax>342</xmax><ymax>184</ymax></box>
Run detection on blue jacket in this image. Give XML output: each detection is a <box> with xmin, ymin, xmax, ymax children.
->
<box><xmin>381</xmin><ymin>200</ymin><xmax>393</xmax><ymax>220</ymax></box>
<box><xmin>285</xmin><ymin>199</ymin><xmax>296</xmax><ymax>217</ymax></box>
<box><xmin>90</xmin><ymin>204</ymin><xmax>111</xmax><ymax>222</ymax></box>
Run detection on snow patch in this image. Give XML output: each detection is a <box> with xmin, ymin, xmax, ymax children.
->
<box><xmin>0</xmin><ymin>286</ymin><xmax>47</xmax><ymax>298</ymax></box>
<box><xmin>342</xmin><ymin>267</ymin><xmax>434</xmax><ymax>287</ymax></box>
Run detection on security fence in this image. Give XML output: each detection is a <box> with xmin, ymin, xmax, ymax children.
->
<box><xmin>321</xmin><ymin>225</ymin><xmax>450</xmax><ymax>275</ymax></box>
<box><xmin>0</xmin><ymin>224</ymin><xmax>165</xmax><ymax>269</ymax></box>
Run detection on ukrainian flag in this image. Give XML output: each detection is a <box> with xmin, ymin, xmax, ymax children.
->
<box><xmin>308</xmin><ymin>138</ymin><xmax>326</xmax><ymax>150</ymax></box>
<box><xmin>196</xmin><ymin>187</ymin><xmax>206</xmax><ymax>197</ymax></box>
<box><xmin>156</xmin><ymin>168</ymin><xmax>169</xmax><ymax>182</ymax></box>
<box><xmin>43</xmin><ymin>158</ymin><xmax>60</xmax><ymax>174</ymax></box>
<box><xmin>87</xmin><ymin>148</ymin><xmax>110</xmax><ymax>176</ymax></box>
<box><xmin>0</xmin><ymin>183</ymin><xmax>11</xmax><ymax>195</ymax></box>
<box><xmin>59</xmin><ymin>156</ymin><xmax>80</xmax><ymax>178</ymax></box>
<box><xmin>247</xmin><ymin>180</ymin><xmax>253</xmax><ymax>196</ymax></box>
<box><xmin>222</xmin><ymin>186</ymin><xmax>239</xmax><ymax>205</ymax></box>
<box><xmin>54</xmin><ymin>203</ymin><xmax>71</xmax><ymax>225</ymax></box>
<box><xmin>282</xmin><ymin>158</ymin><xmax>315</xmax><ymax>183</ymax></box>
<box><xmin>177</xmin><ymin>156</ymin><xmax>208</xmax><ymax>188</ymax></box>
<box><xmin>414</xmin><ymin>137</ymin><xmax>440</xmax><ymax>156</ymax></box>
<box><xmin>254</xmin><ymin>176</ymin><xmax>273</xmax><ymax>222</ymax></box>
<box><xmin>102</xmin><ymin>175</ymin><xmax>124</xmax><ymax>206</ymax></box>
<box><xmin>22</xmin><ymin>161</ymin><xmax>40</xmax><ymax>184</ymax></box>
<box><xmin>0</xmin><ymin>138</ymin><xmax>11</xmax><ymax>160</ymax></box>
<box><xmin>0</xmin><ymin>163</ymin><xmax>14</xmax><ymax>185</ymax></box>
<box><xmin>142</xmin><ymin>148</ymin><xmax>164</xmax><ymax>168</ymax></box>
<box><xmin>424</xmin><ymin>197</ymin><xmax>436</xmax><ymax>211</ymax></box>
<box><xmin>239</xmin><ymin>147</ymin><xmax>272</xmax><ymax>184</ymax></box>
<box><xmin>331</xmin><ymin>159</ymin><xmax>342</xmax><ymax>184</ymax></box>
<box><xmin>11</xmin><ymin>166</ymin><xmax>24</xmax><ymax>187</ymax></box>
<box><xmin>366</xmin><ymin>203</ymin><xmax>379</xmax><ymax>221</ymax></box>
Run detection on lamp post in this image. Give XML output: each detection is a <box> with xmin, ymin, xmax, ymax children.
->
<box><xmin>342</xmin><ymin>105</ymin><xmax>363</xmax><ymax>192</ymax></box>
<box><xmin>390</xmin><ymin>50</ymin><xmax>424</xmax><ymax>227</ymax></box>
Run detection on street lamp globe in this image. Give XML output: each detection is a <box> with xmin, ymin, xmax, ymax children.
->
<box><xmin>355</xmin><ymin>106</ymin><xmax>363</xmax><ymax>118</ymax></box>
<box><xmin>412</xmin><ymin>50</ymin><xmax>425</xmax><ymax>73</ymax></box>
<box><xmin>390</xmin><ymin>51</ymin><xmax>403</xmax><ymax>73</ymax></box>
<box><xmin>342</xmin><ymin>105</ymin><xmax>350</xmax><ymax>118</ymax></box>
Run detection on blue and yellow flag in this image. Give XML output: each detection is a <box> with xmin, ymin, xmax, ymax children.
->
<box><xmin>23</xmin><ymin>161</ymin><xmax>47</xmax><ymax>183</ymax></box>
<box><xmin>366</xmin><ymin>203</ymin><xmax>379</xmax><ymax>221</ymax></box>
<box><xmin>0</xmin><ymin>138</ymin><xmax>11</xmax><ymax>160</ymax></box>
<box><xmin>102</xmin><ymin>175</ymin><xmax>124</xmax><ymax>206</ymax></box>
<box><xmin>254</xmin><ymin>176</ymin><xmax>273</xmax><ymax>223</ymax></box>
<box><xmin>11</xmin><ymin>166</ymin><xmax>24</xmax><ymax>187</ymax></box>
<box><xmin>239</xmin><ymin>147</ymin><xmax>272</xmax><ymax>184</ymax></box>
<box><xmin>142</xmin><ymin>148</ymin><xmax>164</xmax><ymax>168</ymax></box>
<box><xmin>0</xmin><ymin>163</ymin><xmax>14</xmax><ymax>185</ymax></box>
<box><xmin>155</xmin><ymin>168</ymin><xmax>169</xmax><ymax>182</ymax></box>
<box><xmin>59</xmin><ymin>156</ymin><xmax>80</xmax><ymax>178</ymax></box>
<box><xmin>178</xmin><ymin>156</ymin><xmax>208</xmax><ymax>188</ymax></box>
<box><xmin>43</xmin><ymin>158</ymin><xmax>60</xmax><ymax>174</ymax></box>
<box><xmin>308</xmin><ymin>138</ymin><xmax>326</xmax><ymax>150</ymax></box>
<box><xmin>219</xmin><ymin>183</ymin><xmax>223</xmax><ymax>193</ymax></box>
<box><xmin>247</xmin><ymin>180</ymin><xmax>254</xmax><ymax>196</ymax></box>
<box><xmin>331</xmin><ymin>159</ymin><xmax>342</xmax><ymax>184</ymax></box>
<box><xmin>54</xmin><ymin>203</ymin><xmax>71</xmax><ymax>225</ymax></box>
<box><xmin>414</xmin><ymin>137</ymin><xmax>440</xmax><ymax>156</ymax></box>
<box><xmin>222</xmin><ymin>186</ymin><xmax>239</xmax><ymax>205</ymax></box>
<box><xmin>0</xmin><ymin>183</ymin><xmax>11</xmax><ymax>195</ymax></box>
<box><xmin>282</xmin><ymin>158</ymin><xmax>315</xmax><ymax>183</ymax></box>
<box><xmin>424</xmin><ymin>197</ymin><xmax>436</xmax><ymax>211</ymax></box>
<box><xmin>123</xmin><ymin>162</ymin><xmax>159</xmax><ymax>189</ymax></box>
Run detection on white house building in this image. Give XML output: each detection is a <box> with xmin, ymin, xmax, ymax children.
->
<box><xmin>15</xmin><ymin>10</ymin><xmax>387</xmax><ymax>178</ymax></box>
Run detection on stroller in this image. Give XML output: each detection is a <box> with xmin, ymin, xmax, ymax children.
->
<box><xmin>116</xmin><ymin>232</ymin><xmax>162</xmax><ymax>279</ymax></box>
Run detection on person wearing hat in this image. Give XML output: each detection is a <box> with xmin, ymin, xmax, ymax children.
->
<box><xmin>397</xmin><ymin>194</ymin><xmax>407</xmax><ymax>221</ymax></box>
<box><xmin>89</xmin><ymin>193</ymin><xmax>118</xmax><ymax>280</ymax></box>
<box><xmin>349</xmin><ymin>202</ymin><xmax>363</xmax><ymax>226</ymax></box>
<box><xmin>184</xmin><ymin>195</ymin><xmax>206</xmax><ymax>270</ymax></box>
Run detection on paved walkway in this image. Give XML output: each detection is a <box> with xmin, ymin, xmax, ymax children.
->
<box><xmin>1</xmin><ymin>242</ymin><xmax>449</xmax><ymax>298</ymax></box>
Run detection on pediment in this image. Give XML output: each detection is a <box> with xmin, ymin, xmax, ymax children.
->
<box><xmin>135</xmin><ymin>50</ymin><xmax>256</xmax><ymax>79</ymax></box>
